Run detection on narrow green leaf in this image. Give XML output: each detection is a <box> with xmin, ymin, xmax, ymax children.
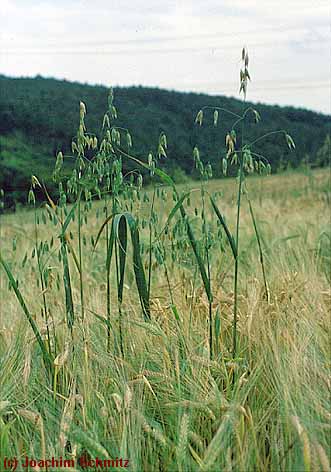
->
<box><xmin>124</xmin><ymin>212</ymin><xmax>151</xmax><ymax>321</ymax></box>
<box><xmin>106</xmin><ymin>212</ymin><xmax>150</xmax><ymax>321</ymax></box>
<box><xmin>171</xmin><ymin>304</ymin><xmax>180</xmax><ymax>322</ymax></box>
<box><xmin>159</xmin><ymin>191</ymin><xmax>191</xmax><ymax>237</ymax></box>
<box><xmin>106</xmin><ymin>220</ymin><xmax>116</xmax><ymax>275</ymax></box>
<box><xmin>215</xmin><ymin>306</ymin><xmax>221</xmax><ymax>343</ymax></box>
<box><xmin>61</xmin><ymin>202</ymin><xmax>77</xmax><ymax>235</ymax></box>
<box><xmin>185</xmin><ymin>218</ymin><xmax>213</xmax><ymax>303</ymax></box>
<box><xmin>0</xmin><ymin>253</ymin><xmax>53</xmax><ymax>374</ymax></box>
<box><xmin>60</xmin><ymin>235</ymin><xmax>74</xmax><ymax>330</ymax></box>
<box><xmin>116</xmin><ymin>214</ymin><xmax>128</xmax><ymax>304</ymax></box>
<box><xmin>210</xmin><ymin>196</ymin><xmax>237</xmax><ymax>260</ymax></box>
<box><xmin>93</xmin><ymin>213</ymin><xmax>115</xmax><ymax>250</ymax></box>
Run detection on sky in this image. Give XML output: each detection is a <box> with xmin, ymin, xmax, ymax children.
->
<box><xmin>0</xmin><ymin>0</ymin><xmax>330</xmax><ymax>114</ymax></box>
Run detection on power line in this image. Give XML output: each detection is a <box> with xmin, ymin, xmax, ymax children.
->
<box><xmin>2</xmin><ymin>23</ymin><xmax>327</xmax><ymax>48</ymax></box>
<box><xmin>2</xmin><ymin>37</ymin><xmax>327</xmax><ymax>56</ymax></box>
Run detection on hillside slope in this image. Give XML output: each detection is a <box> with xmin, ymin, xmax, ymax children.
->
<box><xmin>0</xmin><ymin>75</ymin><xmax>329</xmax><ymax>207</ymax></box>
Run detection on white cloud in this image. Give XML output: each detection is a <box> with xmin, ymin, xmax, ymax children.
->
<box><xmin>0</xmin><ymin>0</ymin><xmax>330</xmax><ymax>113</ymax></box>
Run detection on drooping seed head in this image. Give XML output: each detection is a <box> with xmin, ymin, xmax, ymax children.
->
<box><xmin>195</xmin><ymin>109</ymin><xmax>204</xmax><ymax>126</ymax></box>
<box><xmin>79</xmin><ymin>101</ymin><xmax>86</xmax><ymax>119</ymax></box>
<box><xmin>213</xmin><ymin>109</ymin><xmax>219</xmax><ymax>126</ymax></box>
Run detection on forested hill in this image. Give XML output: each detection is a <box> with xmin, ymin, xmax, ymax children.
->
<box><xmin>0</xmin><ymin>74</ymin><xmax>329</xmax><ymax>207</ymax></box>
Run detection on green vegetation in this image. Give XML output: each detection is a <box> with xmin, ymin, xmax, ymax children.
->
<box><xmin>1</xmin><ymin>169</ymin><xmax>330</xmax><ymax>471</ymax></box>
<box><xmin>0</xmin><ymin>51</ymin><xmax>330</xmax><ymax>471</ymax></box>
<box><xmin>0</xmin><ymin>73</ymin><xmax>329</xmax><ymax>208</ymax></box>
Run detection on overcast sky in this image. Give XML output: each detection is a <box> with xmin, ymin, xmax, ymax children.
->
<box><xmin>1</xmin><ymin>0</ymin><xmax>330</xmax><ymax>114</ymax></box>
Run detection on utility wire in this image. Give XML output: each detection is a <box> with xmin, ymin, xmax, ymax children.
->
<box><xmin>2</xmin><ymin>23</ymin><xmax>328</xmax><ymax>48</ymax></box>
<box><xmin>2</xmin><ymin>37</ymin><xmax>327</xmax><ymax>56</ymax></box>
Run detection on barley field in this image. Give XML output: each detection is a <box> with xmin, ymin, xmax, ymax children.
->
<box><xmin>0</xmin><ymin>163</ymin><xmax>330</xmax><ymax>471</ymax></box>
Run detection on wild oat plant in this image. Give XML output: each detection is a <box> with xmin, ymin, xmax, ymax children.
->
<box><xmin>0</xmin><ymin>50</ymin><xmax>330</xmax><ymax>472</ymax></box>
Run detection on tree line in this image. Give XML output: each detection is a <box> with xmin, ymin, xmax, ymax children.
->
<box><xmin>0</xmin><ymin>74</ymin><xmax>329</xmax><ymax>208</ymax></box>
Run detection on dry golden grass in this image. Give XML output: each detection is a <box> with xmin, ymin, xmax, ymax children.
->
<box><xmin>0</xmin><ymin>168</ymin><xmax>330</xmax><ymax>471</ymax></box>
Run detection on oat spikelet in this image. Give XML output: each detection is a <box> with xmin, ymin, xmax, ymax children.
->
<box><xmin>54</xmin><ymin>341</ymin><xmax>70</xmax><ymax>368</ymax></box>
<box><xmin>79</xmin><ymin>101</ymin><xmax>86</xmax><ymax>119</ymax></box>
<box><xmin>195</xmin><ymin>109</ymin><xmax>203</xmax><ymax>126</ymax></box>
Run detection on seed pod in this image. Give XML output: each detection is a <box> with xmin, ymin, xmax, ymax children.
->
<box><xmin>206</xmin><ymin>163</ymin><xmax>213</xmax><ymax>178</ymax></box>
<box><xmin>137</xmin><ymin>174</ymin><xmax>143</xmax><ymax>189</ymax></box>
<box><xmin>222</xmin><ymin>158</ymin><xmax>227</xmax><ymax>176</ymax></box>
<box><xmin>103</xmin><ymin>113</ymin><xmax>110</xmax><ymax>129</ymax></box>
<box><xmin>54</xmin><ymin>151</ymin><xmax>63</xmax><ymax>175</ymax></box>
<box><xmin>158</xmin><ymin>143</ymin><xmax>167</xmax><ymax>158</ymax></box>
<box><xmin>249</xmin><ymin>153</ymin><xmax>254</xmax><ymax>172</ymax></box>
<box><xmin>115</xmin><ymin>130</ymin><xmax>121</xmax><ymax>146</ymax></box>
<box><xmin>111</xmin><ymin>128</ymin><xmax>117</xmax><ymax>142</ymax></box>
<box><xmin>31</xmin><ymin>175</ymin><xmax>41</xmax><ymax>188</ymax></box>
<box><xmin>213</xmin><ymin>110</ymin><xmax>219</xmax><ymax>126</ymax></box>
<box><xmin>253</xmin><ymin>109</ymin><xmax>261</xmax><ymax>123</ymax></box>
<box><xmin>28</xmin><ymin>189</ymin><xmax>35</xmax><ymax>205</ymax></box>
<box><xmin>195</xmin><ymin>109</ymin><xmax>203</xmax><ymax>126</ymax></box>
<box><xmin>53</xmin><ymin>342</ymin><xmax>70</xmax><ymax>368</ymax></box>
<box><xmin>148</xmin><ymin>152</ymin><xmax>153</xmax><ymax>167</ymax></box>
<box><xmin>71</xmin><ymin>141</ymin><xmax>78</xmax><ymax>154</ymax></box>
<box><xmin>79</xmin><ymin>101</ymin><xmax>86</xmax><ymax>118</ymax></box>
<box><xmin>198</xmin><ymin>160</ymin><xmax>204</xmax><ymax>174</ymax></box>
<box><xmin>108</xmin><ymin>87</ymin><xmax>114</xmax><ymax>109</ymax></box>
<box><xmin>150</xmin><ymin>160</ymin><xmax>155</xmax><ymax>176</ymax></box>
<box><xmin>78</xmin><ymin>123</ymin><xmax>84</xmax><ymax>138</ymax></box>
<box><xmin>285</xmin><ymin>133</ymin><xmax>296</xmax><ymax>149</ymax></box>
<box><xmin>160</xmin><ymin>133</ymin><xmax>167</xmax><ymax>149</ymax></box>
<box><xmin>245</xmin><ymin>67</ymin><xmax>251</xmax><ymax>81</ymax></box>
<box><xmin>111</xmin><ymin>105</ymin><xmax>117</xmax><ymax>120</ymax></box>
<box><xmin>193</xmin><ymin>146</ymin><xmax>200</xmax><ymax>162</ymax></box>
<box><xmin>126</xmin><ymin>132</ymin><xmax>132</xmax><ymax>148</ymax></box>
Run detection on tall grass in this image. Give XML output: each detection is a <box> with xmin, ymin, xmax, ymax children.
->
<box><xmin>0</xmin><ymin>49</ymin><xmax>330</xmax><ymax>471</ymax></box>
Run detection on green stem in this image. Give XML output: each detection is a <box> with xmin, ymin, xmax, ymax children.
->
<box><xmin>200</xmin><ymin>105</ymin><xmax>241</xmax><ymax>120</ymax></box>
<box><xmin>232</xmin><ymin>142</ymin><xmax>244</xmax><ymax>361</ymax></box>
<box><xmin>105</xmin><ymin>197</ymin><xmax>111</xmax><ymax>353</ymax></box>
<box><xmin>189</xmin><ymin>266</ymin><xmax>198</xmax><ymax>335</ymax></box>
<box><xmin>77</xmin><ymin>189</ymin><xmax>85</xmax><ymax>321</ymax></box>
<box><xmin>148</xmin><ymin>187</ymin><xmax>156</xmax><ymax>299</ymax></box>
<box><xmin>34</xmin><ymin>206</ymin><xmax>52</xmax><ymax>357</ymax></box>
<box><xmin>115</xmin><ymin>241</ymin><xmax>124</xmax><ymax>358</ymax></box>
<box><xmin>247</xmin><ymin>197</ymin><xmax>270</xmax><ymax>302</ymax></box>
<box><xmin>200</xmin><ymin>182</ymin><xmax>213</xmax><ymax>360</ymax></box>
<box><xmin>0</xmin><ymin>253</ymin><xmax>54</xmax><ymax>376</ymax></box>
<box><xmin>249</xmin><ymin>130</ymin><xmax>287</xmax><ymax>147</ymax></box>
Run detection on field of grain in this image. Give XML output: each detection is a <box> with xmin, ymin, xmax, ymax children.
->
<box><xmin>0</xmin><ymin>166</ymin><xmax>330</xmax><ymax>472</ymax></box>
